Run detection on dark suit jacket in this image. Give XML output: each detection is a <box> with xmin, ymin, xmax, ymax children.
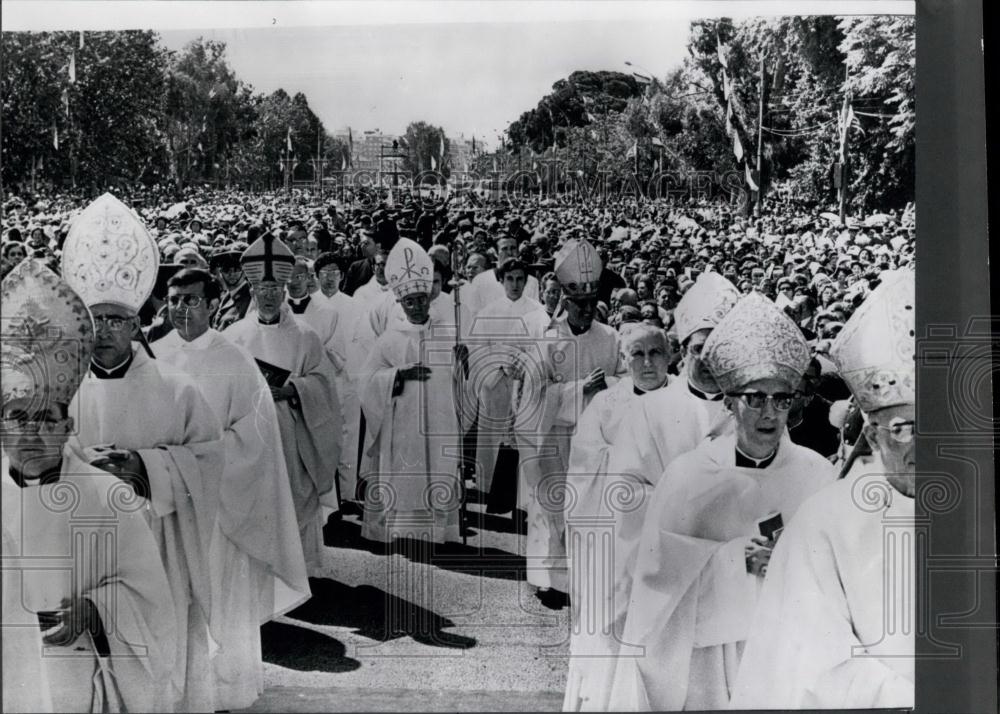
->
<box><xmin>212</xmin><ymin>281</ymin><xmax>252</xmax><ymax>332</ymax></box>
<box><xmin>343</xmin><ymin>257</ymin><xmax>374</xmax><ymax>296</ymax></box>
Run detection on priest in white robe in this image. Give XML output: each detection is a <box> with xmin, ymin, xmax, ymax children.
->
<box><xmin>563</xmin><ymin>324</ymin><xmax>671</xmax><ymax>712</ymax></box>
<box><xmin>516</xmin><ymin>239</ymin><xmax>624</xmax><ymax>600</ymax></box>
<box><xmin>466</xmin><ymin>257</ymin><xmax>550</xmax><ymax>494</ymax></box>
<box><xmin>287</xmin><ymin>257</ymin><xmax>346</xmax><ymax>370</ymax></box>
<box><xmin>315</xmin><ymin>253</ymin><xmax>365</xmax><ymax>498</ymax></box>
<box><xmin>1</xmin><ymin>259</ymin><xmax>177</xmax><ymax>713</ymax></box>
<box><xmin>358</xmin><ymin>238</ymin><xmax>464</xmax><ymax>545</ymax></box>
<box><xmin>608</xmin><ymin>271</ymin><xmax>741</xmax><ymax>489</ymax></box>
<box><xmin>730</xmin><ymin>270</ymin><xmax>915</xmax><ymax>710</ymax></box>
<box><xmin>226</xmin><ymin>233</ymin><xmax>342</xmax><ymax>574</ymax></box>
<box><xmin>156</xmin><ymin>267</ymin><xmax>312</xmax><ymax>710</ymax></box>
<box><xmin>607</xmin><ymin>293</ymin><xmax>836</xmax><ymax>711</ymax></box>
<box><xmin>60</xmin><ymin>194</ymin><xmax>225</xmax><ymax>712</ymax></box>
<box><xmin>464</xmin><ymin>235</ymin><xmax>540</xmax><ymax>319</ymax></box>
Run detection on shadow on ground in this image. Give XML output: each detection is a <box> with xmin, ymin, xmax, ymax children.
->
<box><xmin>261</xmin><ymin>621</ymin><xmax>362</xmax><ymax>672</ymax></box>
<box><xmin>287</xmin><ymin>578</ymin><xmax>478</xmax><ymax>650</ymax></box>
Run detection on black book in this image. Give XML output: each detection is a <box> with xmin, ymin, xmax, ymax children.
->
<box><xmin>254</xmin><ymin>358</ymin><xmax>291</xmax><ymax>388</ymax></box>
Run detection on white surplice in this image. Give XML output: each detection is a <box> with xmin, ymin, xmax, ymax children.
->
<box><xmin>358</xmin><ymin>316</ymin><xmax>463</xmax><ymax>544</ymax></box>
<box><xmin>515</xmin><ymin>317</ymin><xmax>624</xmax><ymax>593</ymax></box>
<box><xmin>2</xmin><ymin>450</ymin><xmax>177</xmax><ymax>712</ymax></box>
<box><xmin>226</xmin><ymin>306</ymin><xmax>342</xmax><ymax>575</ymax></box>
<box><xmin>68</xmin><ymin>347</ymin><xmax>224</xmax><ymax>712</ymax></box>
<box><xmin>729</xmin><ymin>454</ymin><xmax>914</xmax><ymax>710</ymax></box>
<box><xmin>562</xmin><ymin>376</ymin><xmax>671</xmax><ymax>712</ymax></box>
<box><xmin>607</xmin><ymin>433</ymin><xmax>836</xmax><ymax>711</ymax></box>
<box><xmin>464</xmin><ymin>268</ymin><xmax>540</xmax><ymax>322</ymax></box>
<box><xmin>156</xmin><ymin>328</ymin><xmax>312</xmax><ymax>710</ymax></box>
<box><xmin>466</xmin><ymin>293</ymin><xmax>551</xmax><ymax>492</ymax></box>
<box><xmin>322</xmin><ymin>290</ymin><xmax>365</xmax><ymax>496</ymax></box>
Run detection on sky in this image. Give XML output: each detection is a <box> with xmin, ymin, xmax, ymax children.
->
<box><xmin>157</xmin><ymin>21</ymin><xmax>691</xmax><ymax>147</ymax></box>
<box><xmin>5</xmin><ymin>1</ymin><xmax>914</xmax><ymax>150</ymax></box>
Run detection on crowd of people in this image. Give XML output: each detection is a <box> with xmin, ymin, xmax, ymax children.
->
<box><xmin>2</xmin><ymin>183</ymin><xmax>915</xmax><ymax>712</ymax></box>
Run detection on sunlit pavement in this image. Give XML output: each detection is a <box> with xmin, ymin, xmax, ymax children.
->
<box><xmin>238</xmin><ymin>496</ymin><xmax>570</xmax><ymax>712</ymax></box>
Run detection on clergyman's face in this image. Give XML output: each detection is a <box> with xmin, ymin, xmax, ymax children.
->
<box><xmin>252</xmin><ymin>281</ymin><xmax>285</xmax><ymax>320</ymax></box>
<box><xmin>684</xmin><ymin>328</ymin><xmax>717</xmax><ymax>393</ymax></box>
<box><xmin>288</xmin><ymin>264</ymin><xmax>311</xmax><ymax>299</ymax></box>
<box><xmin>497</xmin><ymin>239</ymin><xmax>518</xmax><ymax>263</ymax></box>
<box><xmin>1</xmin><ymin>399</ymin><xmax>73</xmax><ymax>478</ymax></box>
<box><xmin>317</xmin><ymin>264</ymin><xmax>342</xmax><ymax>296</ymax></box>
<box><xmin>399</xmin><ymin>292</ymin><xmax>430</xmax><ymax>324</ymax></box>
<box><xmin>168</xmin><ymin>282</ymin><xmax>217</xmax><ymax>342</ymax></box>
<box><xmin>90</xmin><ymin>303</ymin><xmax>138</xmax><ymax>369</ymax></box>
<box><xmin>503</xmin><ymin>269</ymin><xmax>527</xmax><ymax>302</ymax></box>
<box><xmin>864</xmin><ymin>403</ymin><xmax>915</xmax><ymax>497</ymax></box>
<box><xmin>626</xmin><ymin>333</ymin><xmax>671</xmax><ymax>391</ymax></box>
<box><xmin>725</xmin><ymin>377</ymin><xmax>796</xmax><ymax>458</ymax></box>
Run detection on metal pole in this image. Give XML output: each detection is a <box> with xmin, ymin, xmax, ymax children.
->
<box><xmin>755</xmin><ymin>52</ymin><xmax>765</xmax><ymax>217</ymax></box>
<box><xmin>839</xmin><ymin>64</ymin><xmax>850</xmax><ymax>225</ymax></box>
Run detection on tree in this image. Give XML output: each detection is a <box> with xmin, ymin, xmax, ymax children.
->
<box><xmin>401</xmin><ymin>121</ymin><xmax>449</xmax><ymax>180</ymax></box>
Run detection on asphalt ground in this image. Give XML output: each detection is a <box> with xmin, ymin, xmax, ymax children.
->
<box><xmin>238</xmin><ymin>493</ymin><xmax>570</xmax><ymax>712</ymax></box>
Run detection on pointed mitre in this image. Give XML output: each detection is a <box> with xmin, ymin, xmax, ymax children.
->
<box><xmin>830</xmin><ymin>269</ymin><xmax>915</xmax><ymax>413</ymax></box>
<box><xmin>385</xmin><ymin>238</ymin><xmax>433</xmax><ymax>300</ymax></box>
<box><xmin>673</xmin><ymin>271</ymin><xmax>741</xmax><ymax>344</ymax></box>
<box><xmin>1</xmin><ymin>259</ymin><xmax>95</xmax><ymax>408</ymax></box>
<box><xmin>702</xmin><ymin>291</ymin><xmax>810</xmax><ymax>394</ymax></box>
<box><xmin>240</xmin><ymin>233</ymin><xmax>295</xmax><ymax>286</ymax></box>
<box><xmin>554</xmin><ymin>238</ymin><xmax>602</xmax><ymax>298</ymax></box>
<box><xmin>60</xmin><ymin>192</ymin><xmax>159</xmax><ymax>314</ymax></box>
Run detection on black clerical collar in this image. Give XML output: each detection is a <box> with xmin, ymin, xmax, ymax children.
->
<box><xmin>735</xmin><ymin>444</ymin><xmax>778</xmax><ymax>469</ymax></box>
<box><xmin>8</xmin><ymin>462</ymin><xmax>62</xmax><ymax>488</ymax></box>
<box><xmin>258</xmin><ymin>313</ymin><xmax>281</xmax><ymax>326</ymax></box>
<box><xmin>287</xmin><ymin>295</ymin><xmax>311</xmax><ymax>314</ymax></box>
<box><xmin>688</xmin><ymin>381</ymin><xmax>724</xmax><ymax>402</ymax></box>
<box><xmin>91</xmin><ymin>352</ymin><xmax>134</xmax><ymax>379</ymax></box>
<box><xmin>567</xmin><ymin>321</ymin><xmax>590</xmax><ymax>336</ymax></box>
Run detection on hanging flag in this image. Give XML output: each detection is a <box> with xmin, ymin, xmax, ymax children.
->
<box><xmin>652</xmin><ymin>156</ymin><xmax>660</xmax><ymax>172</ymax></box>
<box><xmin>69</xmin><ymin>52</ymin><xmax>76</xmax><ymax>83</ymax></box>
<box><xmin>625</xmin><ymin>140</ymin><xmax>638</xmax><ymax>159</ymax></box>
<box><xmin>717</xmin><ymin>34</ymin><xmax>728</xmax><ymax>68</ymax></box>
<box><xmin>651</xmin><ymin>136</ymin><xmax>664</xmax><ymax>148</ymax></box>
<box><xmin>722</xmin><ymin>68</ymin><xmax>731</xmax><ymax>101</ymax></box>
<box><xmin>492</xmin><ymin>158</ymin><xmax>498</xmax><ymax>172</ymax></box>
<box><xmin>208</xmin><ymin>87</ymin><xmax>217</xmax><ymax>99</ymax></box>
<box><xmin>201</xmin><ymin>117</ymin><xmax>207</xmax><ymax>133</ymax></box>
<box><xmin>79</xmin><ymin>31</ymin><xmax>85</xmax><ymax>50</ymax></box>
<box><xmin>286</xmin><ymin>127</ymin><xmax>293</xmax><ymax>152</ymax></box>
<box><xmin>38</xmin><ymin>156</ymin><xmax>44</xmax><ymax>171</ymax></box>
<box><xmin>52</xmin><ymin>123</ymin><xmax>59</xmax><ymax>150</ymax></box>
<box><xmin>733</xmin><ymin>132</ymin><xmax>744</xmax><ymax>162</ymax></box>
<box><xmin>197</xmin><ymin>141</ymin><xmax>203</xmax><ymax>153</ymax></box>
<box><xmin>472</xmin><ymin>135</ymin><xmax>476</xmax><ymax>155</ymax></box>
<box><xmin>745</xmin><ymin>163</ymin><xmax>759</xmax><ymax>191</ymax></box>
<box><xmin>439</xmin><ymin>132</ymin><xmax>446</xmax><ymax>159</ymax></box>
<box><xmin>61</xmin><ymin>89</ymin><xmax>69</xmax><ymax>117</ymax></box>
<box><xmin>847</xmin><ymin>105</ymin><xmax>865</xmax><ymax>135</ymax></box>
<box><xmin>430</xmin><ymin>155</ymin><xmax>437</xmax><ymax>171</ymax></box>
<box><xmin>586</xmin><ymin>112</ymin><xmax>597</xmax><ymax>123</ymax></box>
<box><xmin>341</xmin><ymin>155</ymin><xmax>347</xmax><ymax>171</ymax></box>
<box><xmin>725</xmin><ymin>100</ymin><xmax>735</xmax><ymax>138</ymax></box>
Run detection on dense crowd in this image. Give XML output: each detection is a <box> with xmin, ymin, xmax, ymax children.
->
<box><xmin>2</xmin><ymin>184</ymin><xmax>915</xmax><ymax>712</ymax></box>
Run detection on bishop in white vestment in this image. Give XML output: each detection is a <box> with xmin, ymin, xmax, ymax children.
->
<box><xmin>358</xmin><ymin>239</ymin><xmax>463</xmax><ymax>544</ymax></box>
<box><xmin>730</xmin><ymin>270</ymin><xmax>916</xmax><ymax>709</ymax></box>
<box><xmin>226</xmin><ymin>234</ymin><xmax>342</xmax><ymax>574</ymax></box>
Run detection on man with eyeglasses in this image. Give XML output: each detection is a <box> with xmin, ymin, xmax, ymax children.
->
<box><xmin>516</xmin><ymin>238</ymin><xmax>624</xmax><ymax>609</ymax></box>
<box><xmin>225</xmin><ymin>233</ymin><xmax>342</xmax><ymax>575</ymax></box>
<box><xmin>609</xmin><ymin>292</ymin><xmax>835</xmax><ymax>711</ymax></box>
<box><xmin>210</xmin><ymin>242</ymin><xmax>252</xmax><ymax>332</ymax></box>
<box><xmin>59</xmin><ymin>193</ymin><xmax>225</xmax><ymax>712</ymax></box>
<box><xmin>287</xmin><ymin>257</ymin><xmax>345</xmax><ymax>369</ymax></box>
<box><xmin>155</xmin><ymin>268</ymin><xmax>310</xmax><ymax>711</ymax></box>
<box><xmin>732</xmin><ymin>270</ymin><xmax>915</xmax><ymax>710</ymax></box>
<box><xmin>2</xmin><ymin>260</ymin><xmax>176</xmax><ymax>712</ymax></box>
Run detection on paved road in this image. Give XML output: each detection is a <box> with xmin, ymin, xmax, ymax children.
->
<box><xmin>239</xmin><ymin>495</ymin><xmax>570</xmax><ymax>712</ymax></box>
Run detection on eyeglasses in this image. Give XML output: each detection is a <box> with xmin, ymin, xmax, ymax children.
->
<box><xmin>92</xmin><ymin>315</ymin><xmax>133</xmax><ymax>332</ymax></box>
<box><xmin>1</xmin><ymin>414</ymin><xmax>70</xmax><ymax>435</ymax></box>
<box><xmin>875</xmin><ymin>419</ymin><xmax>915</xmax><ymax>444</ymax></box>
<box><xmin>254</xmin><ymin>284</ymin><xmax>285</xmax><ymax>296</ymax></box>
<box><xmin>728</xmin><ymin>391</ymin><xmax>800</xmax><ymax>411</ymax></box>
<box><xmin>317</xmin><ymin>268</ymin><xmax>341</xmax><ymax>278</ymax></box>
<box><xmin>167</xmin><ymin>294</ymin><xmax>206</xmax><ymax>308</ymax></box>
